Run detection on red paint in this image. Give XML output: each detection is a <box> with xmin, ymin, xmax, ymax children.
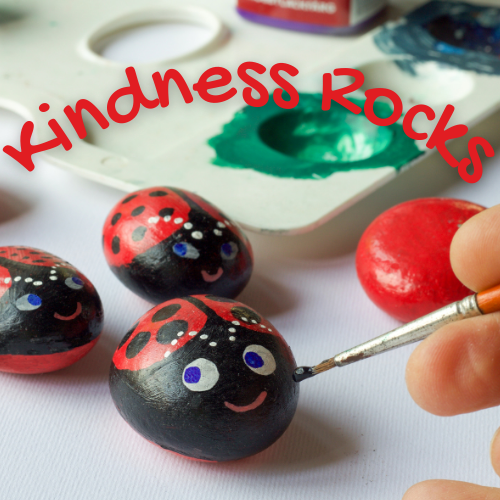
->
<box><xmin>113</xmin><ymin>298</ymin><xmax>208</xmax><ymax>371</ymax></box>
<box><xmin>356</xmin><ymin>198</ymin><xmax>484</xmax><ymax>323</ymax></box>
<box><xmin>225</xmin><ymin>391</ymin><xmax>267</xmax><ymax>412</ymax></box>
<box><xmin>0</xmin><ymin>246</ymin><xmax>72</xmax><ymax>269</ymax></box>
<box><xmin>0</xmin><ymin>337</ymin><xmax>99</xmax><ymax>374</ymax></box>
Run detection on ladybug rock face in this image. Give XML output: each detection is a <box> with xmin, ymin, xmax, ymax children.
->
<box><xmin>102</xmin><ymin>187</ymin><xmax>253</xmax><ymax>303</ymax></box>
<box><xmin>0</xmin><ymin>246</ymin><xmax>103</xmax><ymax>374</ymax></box>
<box><xmin>109</xmin><ymin>295</ymin><xmax>299</xmax><ymax>462</ymax></box>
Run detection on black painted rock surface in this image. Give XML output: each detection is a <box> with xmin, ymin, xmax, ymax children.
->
<box><xmin>102</xmin><ymin>187</ymin><xmax>253</xmax><ymax>303</ymax></box>
<box><xmin>109</xmin><ymin>295</ymin><xmax>299</xmax><ymax>462</ymax></box>
<box><xmin>0</xmin><ymin>246</ymin><xmax>103</xmax><ymax>373</ymax></box>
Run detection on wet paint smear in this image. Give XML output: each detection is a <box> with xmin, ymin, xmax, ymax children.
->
<box><xmin>374</xmin><ymin>1</ymin><xmax>500</xmax><ymax>75</ymax></box>
<box><xmin>208</xmin><ymin>93</ymin><xmax>422</xmax><ymax>180</ymax></box>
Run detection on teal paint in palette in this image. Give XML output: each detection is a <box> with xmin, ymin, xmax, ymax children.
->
<box><xmin>237</xmin><ymin>0</ymin><xmax>387</xmax><ymax>34</ymax></box>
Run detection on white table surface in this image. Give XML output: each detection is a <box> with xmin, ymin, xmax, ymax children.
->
<box><xmin>2</xmin><ymin>2</ymin><xmax>500</xmax><ymax>498</ymax></box>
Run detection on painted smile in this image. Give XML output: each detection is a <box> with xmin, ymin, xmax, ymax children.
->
<box><xmin>224</xmin><ymin>391</ymin><xmax>267</xmax><ymax>413</ymax></box>
<box><xmin>201</xmin><ymin>267</ymin><xmax>223</xmax><ymax>283</ymax></box>
<box><xmin>54</xmin><ymin>302</ymin><xmax>82</xmax><ymax>321</ymax></box>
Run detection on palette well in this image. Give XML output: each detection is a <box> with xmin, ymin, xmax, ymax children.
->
<box><xmin>0</xmin><ymin>0</ymin><xmax>499</xmax><ymax>233</ymax></box>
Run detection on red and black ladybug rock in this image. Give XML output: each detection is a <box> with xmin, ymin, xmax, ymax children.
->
<box><xmin>102</xmin><ymin>187</ymin><xmax>253</xmax><ymax>304</ymax></box>
<box><xmin>0</xmin><ymin>246</ymin><xmax>103</xmax><ymax>374</ymax></box>
<box><xmin>109</xmin><ymin>295</ymin><xmax>299</xmax><ymax>462</ymax></box>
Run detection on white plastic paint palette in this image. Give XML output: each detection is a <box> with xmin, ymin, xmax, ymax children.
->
<box><xmin>0</xmin><ymin>0</ymin><xmax>499</xmax><ymax>233</ymax></box>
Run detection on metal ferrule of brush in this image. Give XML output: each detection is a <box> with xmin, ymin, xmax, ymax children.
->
<box><xmin>333</xmin><ymin>294</ymin><xmax>482</xmax><ymax>367</ymax></box>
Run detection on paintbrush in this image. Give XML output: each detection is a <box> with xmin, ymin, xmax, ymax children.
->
<box><xmin>293</xmin><ymin>283</ymin><xmax>500</xmax><ymax>382</ymax></box>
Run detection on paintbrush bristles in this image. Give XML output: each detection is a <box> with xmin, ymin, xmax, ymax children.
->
<box><xmin>312</xmin><ymin>358</ymin><xmax>336</xmax><ymax>375</ymax></box>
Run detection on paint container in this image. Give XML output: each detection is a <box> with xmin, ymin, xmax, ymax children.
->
<box><xmin>236</xmin><ymin>0</ymin><xmax>387</xmax><ymax>34</ymax></box>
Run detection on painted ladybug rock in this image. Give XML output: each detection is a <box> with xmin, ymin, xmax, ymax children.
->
<box><xmin>0</xmin><ymin>246</ymin><xmax>103</xmax><ymax>374</ymax></box>
<box><xmin>109</xmin><ymin>295</ymin><xmax>299</xmax><ymax>462</ymax></box>
<box><xmin>356</xmin><ymin>198</ymin><xmax>485</xmax><ymax>322</ymax></box>
<box><xmin>102</xmin><ymin>187</ymin><xmax>253</xmax><ymax>303</ymax></box>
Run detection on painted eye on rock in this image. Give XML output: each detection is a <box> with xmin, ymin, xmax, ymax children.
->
<box><xmin>15</xmin><ymin>294</ymin><xmax>42</xmax><ymax>311</ymax></box>
<box><xmin>173</xmin><ymin>242</ymin><xmax>200</xmax><ymax>259</ymax></box>
<box><xmin>243</xmin><ymin>345</ymin><xmax>276</xmax><ymax>376</ymax></box>
<box><xmin>221</xmin><ymin>242</ymin><xmax>238</xmax><ymax>260</ymax></box>
<box><xmin>182</xmin><ymin>358</ymin><xmax>219</xmax><ymax>392</ymax></box>
<box><xmin>65</xmin><ymin>276</ymin><xmax>84</xmax><ymax>290</ymax></box>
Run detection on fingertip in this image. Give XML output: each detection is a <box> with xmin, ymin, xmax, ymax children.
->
<box><xmin>406</xmin><ymin>314</ymin><xmax>500</xmax><ymax>416</ymax></box>
<box><xmin>490</xmin><ymin>427</ymin><xmax>500</xmax><ymax>477</ymax></box>
<box><xmin>403</xmin><ymin>480</ymin><xmax>500</xmax><ymax>500</ymax></box>
<box><xmin>450</xmin><ymin>204</ymin><xmax>500</xmax><ymax>292</ymax></box>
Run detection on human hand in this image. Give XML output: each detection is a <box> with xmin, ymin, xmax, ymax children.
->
<box><xmin>404</xmin><ymin>203</ymin><xmax>500</xmax><ymax>499</ymax></box>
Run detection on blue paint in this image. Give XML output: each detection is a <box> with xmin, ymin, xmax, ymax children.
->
<box><xmin>28</xmin><ymin>294</ymin><xmax>41</xmax><ymax>306</ymax></box>
<box><xmin>374</xmin><ymin>1</ymin><xmax>500</xmax><ymax>75</ymax></box>
<box><xmin>245</xmin><ymin>351</ymin><xmax>264</xmax><ymax>369</ymax></box>
<box><xmin>72</xmin><ymin>277</ymin><xmax>83</xmax><ymax>286</ymax></box>
<box><xmin>173</xmin><ymin>243</ymin><xmax>187</xmax><ymax>257</ymax></box>
<box><xmin>184</xmin><ymin>366</ymin><xmax>201</xmax><ymax>384</ymax></box>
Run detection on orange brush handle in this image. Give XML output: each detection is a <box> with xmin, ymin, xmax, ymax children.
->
<box><xmin>477</xmin><ymin>284</ymin><xmax>500</xmax><ymax>314</ymax></box>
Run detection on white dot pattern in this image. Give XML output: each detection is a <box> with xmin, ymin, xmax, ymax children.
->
<box><xmin>171</xmin><ymin>339</ymin><xmax>178</xmax><ymax>345</ymax></box>
<box><xmin>229</xmin><ymin>336</ymin><xmax>235</xmax><ymax>341</ymax></box>
<box><xmin>228</xmin><ymin>328</ymin><xmax>236</xmax><ymax>333</ymax></box>
<box><xmin>188</xmin><ymin>331</ymin><xmax>197</xmax><ymax>336</ymax></box>
<box><xmin>177</xmin><ymin>331</ymin><xmax>184</xmax><ymax>337</ymax></box>
<box><xmin>148</xmin><ymin>216</ymin><xmax>160</xmax><ymax>224</ymax></box>
<box><xmin>174</xmin><ymin>217</ymin><xmax>183</xmax><ymax>224</ymax></box>
<box><xmin>25</xmin><ymin>278</ymin><xmax>33</xmax><ymax>283</ymax></box>
<box><xmin>49</xmin><ymin>276</ymin><xmax>57</xmax><ymax>281</ymax></box>
<box><xmin>232</xmin><ymin>321</ymin><xmax>240</xmax><ymax>325</ymax></box>
<box><xmin>200</xmin><ymin>334</ymin><xmax>208</xmax><ymax>340</ymax></box>
<box><xmin>184</xmin><ymin>222</ymin><xmax>193</xmax><ymax>229</ymax></box>
<box><xmin>33</xmin><ymin>281</ymin><xmax>42</xmax><ymax>286</ymax></box>
<box><xmin>209</xmin><ymin>342</ymin><xmax>217</xmax><ymax>347</ymax></box>
<box><xmin>14</xmin><ymin>277</ymin><xmax>21</xmax><ymax>282</ymax></box>
<box><xmin>214</xmin><ymin>229</ymin><xmax>222</xmax><ymax>236</ymax></box>
<box><xmin>192</xmin><ymin>231</ymin><xmax>203</xmax><ymax>240</ymax></box>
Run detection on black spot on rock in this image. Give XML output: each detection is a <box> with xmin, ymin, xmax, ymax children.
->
<box><xmin>205</xmin><ymin>295</ymin><xmax>237</xmax><ymax>303</ymax></box>
<box><xmin>111</xmin><ymin>213</ymin><xmax>122</xmax><ymax>226</ymax></box>
<box><xmin>119</xmin><ymin>322</ymin><xmax>139</xmax><ymax>349</ymax></box>
<box><xmin>149</xmin><ymin>190</ymin><xmax>168</xmax><ymax>197</ymax></box>
<box><xmin>122</xmin><ymin>195</ymin><xmax>137</xmax><ymax>204</ymax></box>
<box><xmin>126</xmin><ymin>331</ymin><xmax>151</xmax><ymax>359</ymax></box>
<box><xmin>159</xmin><ymin>207</ymin><xmax>174</xmax><ymax>218</ymax></box>
<box><xmin>22</xmin><ymin>256</ymin><xmax>29</xmax><ymax>259</ymax></box>
<box><xmin>231</xmin><ymin>306</ymin><xmax>260</xmax><ymax>324</ymax></box>
<box><xmin>112</xmin><ymin>236</ymin><xmax>120</xmax><ymax>254</ymax></box>
<box><xmin>131</xmin><ymin>226</ymin><xmax>147</xmax><ymax>242</ymax></box>
<box><xmin>152</xmin><ymin>304</ymin><xmax>181</xmax><ymax>323</ymax></box>
<box><xmin>157</xmin><ymin>320</ymin><xmax>189</xmax><ymax>344</ymax></box>
<box><xmin>32</xmin><ymin>260</ymin><xmax>45</xmax><ymax>263</ymax></box>
<box><xmin>131</xmin><ymin>206</ymin><xmax>145</xmax><ymax>217</ymax></box>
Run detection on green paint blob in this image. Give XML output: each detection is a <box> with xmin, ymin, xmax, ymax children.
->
<box><xmin>208</xmin><ymin>93</ymin><xmax>423</xmax><ymax>179</ymax></box>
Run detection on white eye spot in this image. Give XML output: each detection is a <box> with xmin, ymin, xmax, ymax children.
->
<box><xmin>228</xmin><ymin>327</ymin><xmax>236</xmax><ymax>333</ymax></box>
<box><xmin>192</xmin><ymin>231</ymin><xmax>203</xmax><ymax>240</ymax></box>
<box><xmin>148</xmin><ymin>216</ymin><xmax>160</xmax><ymax>224</ymax></box>
<box><xmin>200</xmin><ymin>334</ymin><xmax>208</xmax><ymax>340</ymax></box>
<box><xmin>184</xmin><ymin>222</ymin><xmax>193</xmax><ymax>229</ymax></box>
<box><xmin>217</xmin><ymin>222</ymin><xmax>226</xmax><ymax>228</ymax></box>
<box><xmin>171</xmin><ymin>339</ymin><xmax>178</xmax><ymax>345</ymax></box>
<box><xmin>229</xmin><ymin>336</ymin><xmax>236</xmax><ymax>341</ymax></box>
<box><xmin>177</xmin><ymin>331</ymin><xmax>184</xmax><ymax>337</ymax></box>
<box><xmin>33</xmin><ymin>281</ymin><xmax>42</xmax><ymax>286</ymax></box>
<box><xmin>50</xmin><ymin>270</ymin><xmax>56</xmax><ymax>275</ymax></box>
<box><xmin>25</xmin><ymin>278</ymin><xmax>33</xmax><ymax>283</ymax></box>
<box><xmin>214</xmin><ymin>229</ymin><xmax>222</xmax><ymax>236</ymax></box>
<box><xmin>65</xmin><ymin>276</ymin><xmax>84</xmax><ymax>290</ymax></box>
<box><xmin>220</xmin><ymin>241</ymin><xmax>238</xmax><ymax>260</ymax></box>
<box><xmin>232</xmin><ymin>321</ymin><xmax>240</xmax><ymax>325</ymax></box>
<box><xmin>15</xmin><ymin>293</ymin><xmax>42</xmax><ymax>311</ymax></box>
<box><xmin>174</xmin><ymin>217</ymin><xmax>183</xmax><ymax>224</ymax></box>
<box><xmin>243</xmin><ymin>345</ymin><xmax>276</xmax><ymax>376</ymax></box>
<box><xmin>49</xmin><ymin>276</ymin><xmax>57</xmax><ymax>281</ymax></box>
<box><xmin>209</xmin><ymin>342</ymin><xmax>217</xmax><ymax>347</ymax></box>
<box><xmin>183</xmin><ymin>358</ymin><xmax>219</xmax><ymax>392</ymax></box>
<box><xmin>188</xmin><ymin>331</ymin><xmax>197</xmax><ymax>336</ymax></box>
<box><xmin>14</xmin><ymin>277</ymin><xmax>21</xmax><ymax>282</ymax></box>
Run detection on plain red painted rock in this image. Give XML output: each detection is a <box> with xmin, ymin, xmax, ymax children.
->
<box><xmin>356</xmin><ymin>198</ymin><xmax>485</xmax><ymax>323</ymax></box>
